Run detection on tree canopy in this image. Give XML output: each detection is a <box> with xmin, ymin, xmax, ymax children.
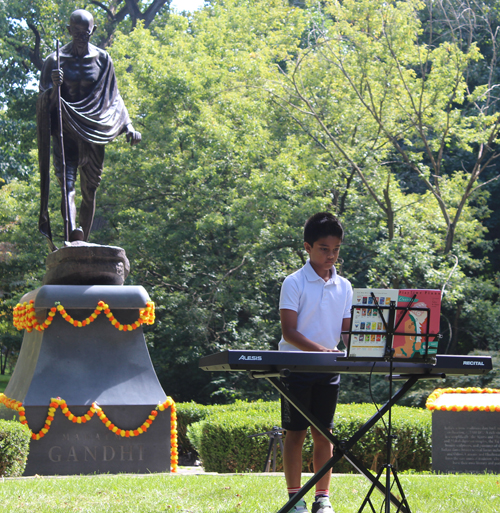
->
<box><xmin>1</xmin><ymin>0</ymin><xmax>499</xmax><ymax>403</ymax></box>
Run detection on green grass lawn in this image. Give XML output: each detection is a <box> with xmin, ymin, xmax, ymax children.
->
<box><xmin>0</xmin><ymin>472</ymin><xmax>499</xmax><ymax>512</ymax></box>
<box><xmin>0</xmin><ymin>373</ymin><xmax>11</xmax><ymax>395</ymax></box>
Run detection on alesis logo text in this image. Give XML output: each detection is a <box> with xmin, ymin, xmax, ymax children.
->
<box><xmin>463</xmin><ymin>360</ymin><xmax>484</xmax><ymax>366</ymax></box>
<box><xmin>239</xmin><ymin>355</ymin><xmax>263</xmax><ymax>361</ymax></box>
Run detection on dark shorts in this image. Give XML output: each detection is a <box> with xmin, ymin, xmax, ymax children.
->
<box><xmin>280</xmin><ymin>372</ymin><xmax>340</xmax><ymax>431</ymax></box>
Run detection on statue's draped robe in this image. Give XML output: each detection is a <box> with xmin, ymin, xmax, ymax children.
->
<box><xmin>37</xmin><ymin>44</ymin><xmax>131</xmax><ymax>247</ymax></box>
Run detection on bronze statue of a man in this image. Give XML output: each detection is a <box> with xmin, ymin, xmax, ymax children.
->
<box><xmin>37</xmin><ymin>9</ymin><xmax>141</xmax><ymax>250</ymax></box>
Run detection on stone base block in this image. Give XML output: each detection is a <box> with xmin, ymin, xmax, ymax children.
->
<box><xmin>432</xmin><ymin>411</ymin><xmax>500</xmax><ymax>473</ymax></box>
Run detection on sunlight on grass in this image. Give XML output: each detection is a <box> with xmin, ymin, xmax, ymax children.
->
<box><xmin>1</xmin><ymin>473</ymin><xmax>500</xmax><ymax>512</ymax></box>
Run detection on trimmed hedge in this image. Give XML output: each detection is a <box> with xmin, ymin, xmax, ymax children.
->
<box><xmin>0</xmin><ymin>419</ymin><xmax>31</xmax><ymax>477</ymax></box>
<box><xmin>332</xmin><ymin>404</ymin><xmax>431</xmax><ymax>473</ymax></box>
<box><xmin>187</xmin><ymin>400</ymin><xmax>283</xmax><ymax>472</ymax></box>
<box><xmin>185</xmin><ymin>401</ymin><xmax>431</xmax><ymax>473</ymax></box>
<box><xmin>177</xmin><ymin>400</ymin><xmax>280</xmax><ymax>457</ymax></box>
<box><xmin>177</xmin><ymin>402</ymin><xmax>215</xmax><ymax>456</ymax></box>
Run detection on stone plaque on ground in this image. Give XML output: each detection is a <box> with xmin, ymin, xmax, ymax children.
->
<box><xmin>432</xmin><ymin>411</ymin><xmax>500</xmax><ymax>473</ymax></box>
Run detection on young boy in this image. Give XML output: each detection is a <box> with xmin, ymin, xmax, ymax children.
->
<box><xmin>279</xmin><ymin>212</ymin><xmax>352</xmax><ymax>513</ymax></box>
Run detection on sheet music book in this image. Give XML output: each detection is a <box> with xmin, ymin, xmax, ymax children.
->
<box><xmin>348</xmin><ymin>288</ymin><xmax>441</xmax><ymax>359</ymax></box>
<box><xmin>393</xmin><ymin>289</ymin><xmax>441</xmax><ymax>358</ymax></box>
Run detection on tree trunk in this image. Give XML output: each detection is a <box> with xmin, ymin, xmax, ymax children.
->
<box><xmin>450</xmin><ymin>303</ymin><xmax>462</xmax><ymax>354</ymax></box>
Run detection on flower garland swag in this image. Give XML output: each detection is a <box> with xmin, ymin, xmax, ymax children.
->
<box><xmin>13</xmin><ymin>300</ymin><xmax>155</xmax><ymax>332</ymax></box>
<box><xmin>0</xmin><ymin>394</ymin><xmax>178</xmax><ymax>472</ymax></box>
<box><xmin>426</xmin><ymin>387</ymin><xmax>500</xmax><ymax>412</ymax></box>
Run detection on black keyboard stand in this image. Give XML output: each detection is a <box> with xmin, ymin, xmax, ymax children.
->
<box><xmin>250</xmin><ymin>369</ymin><xmax>444</xmax><ymax>513</ymax></box>
<box><xmin>251</xmin><ymin>372</ymin><xmax>416</xmax><ymax>513</ymax></box>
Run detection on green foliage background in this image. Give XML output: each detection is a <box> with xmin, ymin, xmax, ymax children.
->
<box><xmin>1</xmin><ymin>0</ymin><xmax>500</xmax><ymax>404</ymax></box>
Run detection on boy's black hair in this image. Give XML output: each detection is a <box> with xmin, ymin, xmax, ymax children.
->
<box><xmin>304</xmin><ymin>212</ymin><xmax>344</xmax><ymax>245</ymax></box>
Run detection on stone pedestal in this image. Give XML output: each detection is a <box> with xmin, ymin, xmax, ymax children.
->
<box><xmin>5</xmin><ymin>285</ymin><xmax>170</xmax><ymax>475</ymax></box>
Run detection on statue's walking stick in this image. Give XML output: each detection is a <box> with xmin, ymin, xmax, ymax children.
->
<box><xmin>56</xmin><ymin>40</ymin><xmax>70</xmax><ymax>242</ymax></box>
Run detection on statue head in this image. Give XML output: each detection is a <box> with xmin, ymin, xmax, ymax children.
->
<box><xmin>67</xmin><ymin>9</ymin><xmax>96</xmax><ymax>52</ymax></box>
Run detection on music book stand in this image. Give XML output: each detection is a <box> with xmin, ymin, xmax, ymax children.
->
<box><xmin>345</xmin><ymin>293</ymin><xmax>440</xmax><ymax>513</ymax></box>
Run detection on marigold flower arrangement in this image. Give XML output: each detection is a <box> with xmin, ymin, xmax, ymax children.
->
<box><xmin>0</xmin><ymin>393</ymin><xmax>178</xmax><ymax>472</ymax></box>
<box><xmin>13</xmin><ymin>300</ymin><xmax>155</xmax><ymax>332</ymax></box>
<box><xmin>426</xmin><ymin>387</ymin><xmax>500</xmax><ymax>412</ymax></box>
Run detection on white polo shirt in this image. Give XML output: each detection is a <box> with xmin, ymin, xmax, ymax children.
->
<box><xmin>278</xmin><ymin>259</ymin><xmax>353</xmax><ymax>351</ymax></box>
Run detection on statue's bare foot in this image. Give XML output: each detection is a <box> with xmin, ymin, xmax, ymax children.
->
<box><xmin>69</xmin><ymin>227</ymin><xmax>85</xmax><ymax>242</ymax></box>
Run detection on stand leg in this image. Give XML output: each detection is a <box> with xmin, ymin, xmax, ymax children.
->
<box><xmin>264</xmin><ymin>437</ymin><xmax>274</xmax><ymax>472</ymax></box>
<box><xmin>391</xmin><ymin>469</ymin><xmax>412</xmax><ymax>513</ymax></box>
<box><xmin>358</xmin><ymin>465</ymin><xmax>411</xmax><ymax>513</ymax></box>
<box><xmin>357</xmin><ymin>466</ymin><xmax>384</xmax><ymax>513</ymax></box>
<box><xmin>272</xmin><ymin>437</ymin><xmax>279</xmax><ymax>472</ymax></box>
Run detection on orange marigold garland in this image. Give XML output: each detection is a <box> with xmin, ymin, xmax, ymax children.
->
<box><xmin>0</xmin><ymin>394</ymin><xmax>178</xmax><ymax>472</ymax></box>
<box><xmin>13</xmin><ymin>300</ymin><xmax>155</xmax><ymax>332</ymax></box>
<box><xmin>426</xmin><ymin>387</ymin><xmax>500</xmax><ymax>412</ymax></box>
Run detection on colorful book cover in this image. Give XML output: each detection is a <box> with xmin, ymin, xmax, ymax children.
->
<box><xmin>393</xmin><ymin>289</ymin><xmax>441</xmax><ymax>358</ymax></box>
<box><xmin>349</xmin><ymin>288</ymin><xmax>399</xmax><ymax>358</ymax></box>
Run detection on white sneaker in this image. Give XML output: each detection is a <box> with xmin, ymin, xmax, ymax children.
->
<box><xmin>289</xmin><ymin>498</ymin><xmax>308</xmax><ymax>513</ymax></box>
<box><xmin>312</xmin><ymin>496</ymin><xmax>334</xmax><ymax>513</ymax></box>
